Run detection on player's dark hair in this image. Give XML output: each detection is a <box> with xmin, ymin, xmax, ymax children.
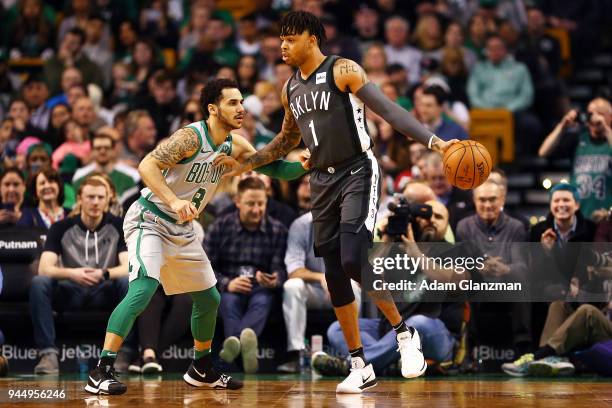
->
<box><xmin>279</xmin><ymin>11</ymin><xmax>326</xmax><ymax>47</ymax></box>
<box><xmin>199</xmin><ymin>78</ymin><xmax>240</xmax><ymax>119</ymax></box>
<box><xmin>237</xmin><ymin>176</ymin><xmax>266</xmax><ymax>195</ymax></box>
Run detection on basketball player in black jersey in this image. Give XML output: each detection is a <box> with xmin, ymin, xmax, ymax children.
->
<box><xmin>217</xmin><ymin>11</ymin><xmax>458</xmax><ymax>393</ymax></box>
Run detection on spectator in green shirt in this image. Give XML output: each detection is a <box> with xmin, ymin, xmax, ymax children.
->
<box><xmin>72</xmin><ymin>129</ymin><xmax>140</xmax><ymax>208</ymax></box>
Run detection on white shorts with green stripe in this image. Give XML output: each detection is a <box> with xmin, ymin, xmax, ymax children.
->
<box><xmin>123</xmin><ymin>200</ymin><xmax>216</xmax><ymax>295</ymax></box>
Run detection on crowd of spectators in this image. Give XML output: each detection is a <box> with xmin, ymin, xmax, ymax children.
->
<box><xmin>0</xmin><ymin>0</ymin><xmax>610</xmax><ymax>377</ymax></box>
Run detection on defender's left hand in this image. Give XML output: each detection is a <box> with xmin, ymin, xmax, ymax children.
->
<box><xmin>214</xmin><ymin>153</ymin><xmax>245</xmax><ymax>178</ymax></box>
<box><xmin>299</xmin><ymin>149</ymin><xmax>312</xmax><ymax>170</ymax></box>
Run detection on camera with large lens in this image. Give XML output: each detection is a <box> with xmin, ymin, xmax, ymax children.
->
<box><xmin>385</xmin><ymin>195</ymin><xmax>433</xmax><ymax>241</ymax></box>
<box><xmin>576</xmin><ymin>111</ymin><xmax>592</xmax><ymax>126</ymax></box>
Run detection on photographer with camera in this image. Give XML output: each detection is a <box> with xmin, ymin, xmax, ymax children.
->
<box><xmin>313</xmin><ymin>198</ymin><xmax>465</xmax><ymax>377</ymax></box>
<box><xmin>538</xmin><ymin>97</ymin><xmax>612</xmax><ymax>219</ymax></box>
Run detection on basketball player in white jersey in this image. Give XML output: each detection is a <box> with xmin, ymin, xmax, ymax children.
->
<box><xmin>85</xmin><ymin>79</ymin><xmax>308</xmax><ymax>395</ymax></box>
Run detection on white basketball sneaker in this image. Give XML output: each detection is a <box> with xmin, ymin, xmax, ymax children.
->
<box><xmin>336</xmin><ymin>357</ymin><xmax>377</xmax><ymax>394</ymax></box>
<box><xmin>397</xmin><ymin>327</ymin><xmax>427</xmax><ymax>378</ymax></box>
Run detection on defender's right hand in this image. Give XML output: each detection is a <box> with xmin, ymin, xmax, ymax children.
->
<box><xmin>170</xmin><ymin>199</ymin><xmax>198</xmax><ymax>222</ymax></box>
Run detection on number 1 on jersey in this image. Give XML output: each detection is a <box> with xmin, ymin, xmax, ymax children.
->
<box><xmin>308</xmin><ymin>119</ymin><xmax>319</xmax><ymax>146</ymax></box>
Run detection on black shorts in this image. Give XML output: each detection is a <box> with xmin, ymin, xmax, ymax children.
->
<box><xmin>310</xmin><ymin>151</ymin><xmax>381</xmax><ymax>256</ymax></box>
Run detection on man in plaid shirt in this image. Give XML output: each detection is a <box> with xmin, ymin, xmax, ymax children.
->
<box><xmin>204</xmin><ymin>176</ymin><xmax>288</xmax><ymax>373</ymax></box>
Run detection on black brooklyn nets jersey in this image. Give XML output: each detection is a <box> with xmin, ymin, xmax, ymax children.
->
<box><xmin>287</xmin><ymin>55</ymin><xmax>373</xmax><ymax>169</ymax></box>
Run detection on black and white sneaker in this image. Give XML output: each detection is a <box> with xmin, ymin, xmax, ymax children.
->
<box><xmin>336</xmin><ymin>362</ymin><xmax>377</xmax><ymax>394</ymax></box>
<box><xmin>141</xmin><ymin>357</ymin><xmax>163</xmax><ymax>374</ymax></box>
<box><xmin>183</xmin><ymin>363</ymin><xmax>243</xmax><ymax>390</ymax></box>
<box><xmin>397</xmin><ymin>327</ymin><xmax>427</xmax><ymax>378</ymax></box>
<box><xmin>85</xmin><ymin>365</ymin><xmax>127</xmax><ymax>395</ymax></box>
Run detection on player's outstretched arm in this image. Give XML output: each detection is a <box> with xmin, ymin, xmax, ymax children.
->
<box><xmin>139</xmin><ymin>127</ymin><xmax>200</xmax><ymax>222</ymax></box>
<box><xmin>221</xmin><ymin>81</ymin><xmax>302</xmax><ymax>178</ymax></box>
<box><xmin>333</xmin><ymin>58</ymin><xmax>457</xmax><ymax>154</ymax></box>
<box><xmin>214</xmin><ymin>133</ymin><xmax>309</xmax><ymax>180</ymax></box>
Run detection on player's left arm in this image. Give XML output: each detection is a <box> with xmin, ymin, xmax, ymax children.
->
<box><xmin>214</xmin><ymin>133</ymin><xmax>309</xmax><ymax>180</ymax></box>
<box><xmin>333</xmin><ymin>58</ymin><xmax>456</xmax><ymax>154</ymax></box>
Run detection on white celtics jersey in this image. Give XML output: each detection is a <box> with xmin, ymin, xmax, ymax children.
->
<box><xmin>140</xmin><ymin>121</ymin><xmax>231</xmax><ymax>222</ymax></box>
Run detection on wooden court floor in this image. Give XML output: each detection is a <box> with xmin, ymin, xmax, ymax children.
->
<box><xmin>1</xmin><ymin>374</ymin><xmax>611</xmax><ymax>407</ymax></box>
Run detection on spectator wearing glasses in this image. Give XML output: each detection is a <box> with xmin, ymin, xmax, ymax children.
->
<box><xmin>72</xmin><ymin>130</ymin><xmax>140</xmax><ymax>207</ymax></box>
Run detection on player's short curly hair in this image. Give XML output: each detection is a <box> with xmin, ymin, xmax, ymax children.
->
<box><xmin>280</xmin><ymin>11</ymin><xmax>326</xmax><ymax>47</ymax></box>
<box><xmin>199</xmin><ymin>78</ymin><xmax>240</xmax><ymax>119</ymax></box>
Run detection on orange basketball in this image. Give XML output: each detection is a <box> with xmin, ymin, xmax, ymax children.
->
<box><xmin>443</xmin><ymin>140</ymin><xmax>492</xmax><ymax>190</ymax></box>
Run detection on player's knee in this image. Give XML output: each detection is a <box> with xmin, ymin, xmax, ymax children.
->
<box><xmin>209</xmin><ymin>287</ymin><xmax>221</xmax><ymax>309</ymax></box>
<box><xmin>328</xmin><ymin>286</ymin><xmax>355</xmax><ymax>308</ymax></box>
<box><xmin>127</xmin><ymin>278</ymin><xmax>158</xmax><ymax>314</ymax></box>
<box><xmin>340</xmin><ymin>230</ymin><xmax>370</xmax><ymax>282</ymax></box>
<box><xmin>340</xmin><ymin>255</ymin><xmax>361</xmax><ymax>279</ymax></box>
<box><xmin>192</xmin><ymin>286</ymin><xmax>221</xmax><ymax>311</ymax></box>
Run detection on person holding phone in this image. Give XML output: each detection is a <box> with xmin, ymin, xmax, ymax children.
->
<box><xmin>204</xmin><ymin>175</ymin><xmax>288</xmax><ymax>374</ymax></box>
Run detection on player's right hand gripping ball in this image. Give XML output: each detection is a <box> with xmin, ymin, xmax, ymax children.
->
<box><xmin>443</xmin><ymin>140</ymin><xmax>492</xmax><ymax>190</ymax></box>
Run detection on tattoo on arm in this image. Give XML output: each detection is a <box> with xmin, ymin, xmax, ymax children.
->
<box><xmin>244</xmin><ymin>109</ymin><xmax>301</xmax><ymax>169</ymax></box>
<box><xmin>339</xmin><ymin>60</ymin><xmax>359</xmax><ymax>75</ymax></box>
<box><xmin>241</xmin><ymin>80</ymin><xmax>302</xmax><ymax>169</ymax></box>
<box><xmin>149</xmin><ymin>127</ymin><xmax>199</xmax><ymax>167</ymax></box>
<box><xmin>335</xmin><ymin>58</ymin><xmax>368</xmax><ymax>92</ymax></box>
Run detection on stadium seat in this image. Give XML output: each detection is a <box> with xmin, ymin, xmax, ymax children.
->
<box><xmin>162</xmin><ymin>48</ymin><xmax>177</xmax><ymax>70</ymax></box>
<box><xmin>545</xmin><ymin>28</ymin><xmax>572</xmax><ymax>78</ymax></box>
<box><xmin>469</xmin><ymin>109</ymin><xmax>515</xmax><ymax>165</ymax></box>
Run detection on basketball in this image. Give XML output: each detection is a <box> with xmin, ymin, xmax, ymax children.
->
<box><xmin>443</xmin><ymin>140</ymin><xmax>492</xmax><ymax>190</ymax></box>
